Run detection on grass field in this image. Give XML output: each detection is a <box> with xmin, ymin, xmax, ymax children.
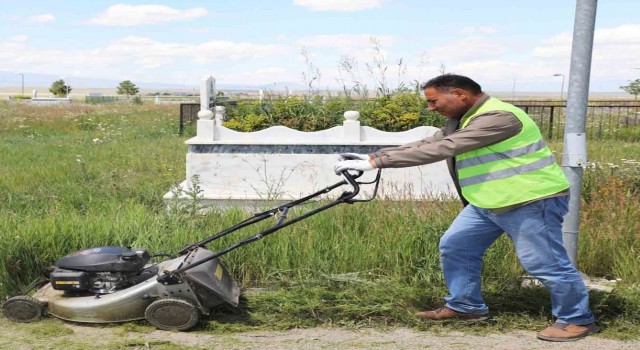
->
<box><xmin>1</xmin><ymin>101</ymin><xmax>639</xmax><ymax>338</ymax></box>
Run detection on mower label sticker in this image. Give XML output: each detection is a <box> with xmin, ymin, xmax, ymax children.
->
<box><xmin>215</xmin><ymin>264</ymin><xmax>223</xmax><ymax>281</ymax></box>
<box><xmin>54</xmin><ymin>281</ymin><xmax>80</xmax><ymax>286</ymax></box>
<box><xmin>72</xmin><ymin>248</ymin><xmax>102</xmax><ymax>256</ymax></box>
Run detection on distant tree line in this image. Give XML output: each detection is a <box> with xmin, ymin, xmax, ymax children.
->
<box><xmin>47</xmin><ymin>79</ymin><xmax>140</xmax><ymax>98</ymax></box>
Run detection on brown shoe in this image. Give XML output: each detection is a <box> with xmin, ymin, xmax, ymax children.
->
<box><xmin>537</xmin><ymin>322</ymin><xmax>600</xmax><ymax>342</ymax></box>
<box><xmin>415</xmin><ymin>307</ymin><xmax>489</xmax><ymax>321</ymax></box>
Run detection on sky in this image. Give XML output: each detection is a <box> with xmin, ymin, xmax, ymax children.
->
<box><xmin>1</xmin><ymin>0</ymin><xmax>639</xmax><ymax>93</ymax></box>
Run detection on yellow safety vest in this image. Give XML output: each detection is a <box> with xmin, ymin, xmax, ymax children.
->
<box><xmin>456</xmin><ymin>98</ymin><xmax>569</xmax><ymax>208</ymax></box>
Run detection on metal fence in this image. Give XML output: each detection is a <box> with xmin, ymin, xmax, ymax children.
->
<box><xmin>85</xmin><ymin>95</ymin><xmax>200</xmax><ymax>104</ymax></box>
<box><xmin>516</xmin><ymin>103</ymin><xmax>640</xmax><ymax>141</ymax></box>
<box><xmin>179</xmin><ymin>101</ymin><xmax>239</xmax><ymax>135</ymax></box>
<box><xmin>85</xmin><ymin>96</ymin><xmax>122</xmax><ymax>104</ymax></box>
<box><xmin>179</xmin><ymin>103</ymin><xmax>200</xmax><ymax>135</ymax></box>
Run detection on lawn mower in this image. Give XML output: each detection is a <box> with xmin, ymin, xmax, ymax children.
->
<box><xmin>2</xmin><ymin>170</ymin><xmax>380</xmax><ymax>331</ymax></box>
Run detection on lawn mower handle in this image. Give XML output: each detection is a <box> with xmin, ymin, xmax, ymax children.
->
<box><xmin>159</xmin><ymin>170</ymin><xmax>381</xmax><ymax>284</ymax></box>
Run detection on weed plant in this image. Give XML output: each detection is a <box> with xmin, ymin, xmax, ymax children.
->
<box><xmin>1</xmin><ymin>101</ymin><xmax>640</xmax><ymax>337</ymax></box>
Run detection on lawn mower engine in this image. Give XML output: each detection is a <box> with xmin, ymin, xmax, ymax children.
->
<box><xmin>50</xmin><ymin>246</ymin><xmax>155</xmax><ymax>294</ymax></box>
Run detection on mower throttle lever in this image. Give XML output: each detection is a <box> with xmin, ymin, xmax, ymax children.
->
<box><xmin>157</xmin><ymin>271</ymin><xmax>182</xmax><ymax>285</ymax></box>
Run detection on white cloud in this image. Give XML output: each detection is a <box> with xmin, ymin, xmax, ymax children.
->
<box><xmin>297</xmin><ymin>34</ymin><xmax>394</xmax><ymax>50</ymax></box>
<box><xmin>296</xmin><ymin>34</ymin><xmax>396</xmax><ymax>68</ymax></box>
<box><xmin>195</xmin><ymin>40</ymin><xmax>290</xmax><ymax>62</ymax></box>
<box><xmin>452</xmin><ymin>60</ymin><xmax>529</xmax><ymax>79</ymax></box>
<box><xmin>255</xmin><ymin>67</ymin><xmax>288</xmax><ymax>75</ymax></box>
<box><xmin>99</xmin><ymin>36</ymin><xmax>289</xmax><ymax>66</ymax></box>
<box><xmin>533</xmin><ymin>24</ymin><xmax>640</xmax><ymax>59</ymax></box>
<box><xmin>1</xmin><ymin>36</ymin><xmax>28</xmax><ymax>52</ymax></box>
<box><xmin>27</xmin><ymin>14</ymin><xmax>55</xmax><ymax>23</ymax></box>
<box><xmin>184</xmin><ymin>27</ymin><xmax>210</xmax><ymax>34</ymax></box>
<box><xmin>88</xmin><ymin>4</ymin><xmax>207</xmax><ymax>26</ymax></box>
<box><xmin>219</xmin><ymin>67</ymin><xmax>297</xmax><ymax>86</ymax></box>
<box><xmin>10</xmin><ymin>35</ymin><xmax>28</xmax><ymax>42</ymax></box>
<box><xmin>2</xmin><ymin>14</ymin><xmax>55</xmax><ymax>23</ymax></box>
<box><xmin>439</xmin><ymin>24</ymin><xmax>640</xmax><ymax>91</ymax></box>
<box><xmin>0</xmin><ymin>45</ymin><xmax>120</xmax><ymax>76</ymax></box>
<box><xmin>425</xmin><ymin>37</ymin><xmax>508</xmax><ymax>61</ymax></box>
<box><xmin>596</xmin><ymin>24</ymin><xmax>640</xmax><ymax>44</ymax></box>
<box><xmin>436</xmin><ymin>60</ymin><xmax>570</xmax><ymax>92</ymax></box>
<box><xmin>459</xmin><ymin>26</ymin><xmax>498</xmax><ymax>35</ymax></box>
<box><xmin>531</xmin><ymin>32</ymin><xmax>571</xmax><ymax>58</ymax></box>
<box><xmin>531</xmin><ymin>45</ymin><xmax>569</xmax><ymax>58</ymax></box>
<box><xmin>0</xmin><ymin>35</ymin><xmax>291</xmax><ymax>84</ymax></box>
<box><xmin>532</xmin><ymin>24</ymin><xmax>640</xmax><ymax>78</ymax></box>
<box><xmin>293</xmin><ymin>0</ymin><xmax>382</xmax><ymax>12</ymax></box>
<box><xmin>414</xmin><ymin>25</ymin><xmax>636</xmax><ymax>90</ymax></box>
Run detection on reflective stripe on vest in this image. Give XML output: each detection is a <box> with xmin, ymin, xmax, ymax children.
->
<box><xmin>455</xmin><ymin>97</ymin><xmax>569</xmax><ymax>208</ymax></box>
<box><xmin>459</xmin><ymin>154</ymin><xmax>556</xmax><ymax>187</ymax></box>
<box><xmin>456</xmin><ymin>139</ymin><xmax>547</xmax><ymax>170</ymax></box>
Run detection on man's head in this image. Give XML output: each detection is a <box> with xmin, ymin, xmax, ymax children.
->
<box><xmin>421</xmin><ymin>74</ymin><xmax>484</xmax><ymax>120</ymax></box>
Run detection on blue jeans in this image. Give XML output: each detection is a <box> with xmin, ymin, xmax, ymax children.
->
<box><xmin>439</xmin><ymin>195</ymin><xmax>594</xmax><ymax>325</ymax></box>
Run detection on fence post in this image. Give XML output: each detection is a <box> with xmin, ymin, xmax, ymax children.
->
<box><xmin>548</xmin><ymin>106</ymin><xmax>555</xmax><ymax>140</ymax></box>
<box><xmin>179</xmin><ymin>104</ymin><xmax>186</xmax><ymax>135</ymax></box>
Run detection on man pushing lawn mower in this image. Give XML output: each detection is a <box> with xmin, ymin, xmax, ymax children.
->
<box><xmin>333</xmin><ymin>74</ymin><xmax>598</xmax><ymax>342</ymax></box>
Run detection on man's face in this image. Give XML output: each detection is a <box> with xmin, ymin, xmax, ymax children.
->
<box><xmin>424</xmin><ymin>87</ymin><xmax>470</xmax><ymax>120</ymax></box>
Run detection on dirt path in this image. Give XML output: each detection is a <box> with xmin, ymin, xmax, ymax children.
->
<box><xmin>137</xmin><ymin>327</ymin><xmax>640</xmax><ymax>350</ymax></box>
<box><xmin>2</xmin><ymin>318</ymin><xmax>640</xmax><ymax>350</ymax></box>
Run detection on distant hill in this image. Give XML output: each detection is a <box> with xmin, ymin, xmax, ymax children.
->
<box><xmin>0</xmin><ymin>70</ymin><xmax>629</xmax><ymax>98</ymax></box>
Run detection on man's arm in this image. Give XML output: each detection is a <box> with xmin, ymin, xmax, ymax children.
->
<box><xmin>369</xmin><ymin>129</ymin><xmax>446</xmax><ymax>156</ymax></box>
<box><xmin>371</xmin><ymin>111</ymin><xmax>523</xmax><ymax>168</ymax></box>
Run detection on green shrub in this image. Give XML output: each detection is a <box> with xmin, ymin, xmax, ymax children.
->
<box><xmin>222</xmin><ymin>92</ymin><xmax>446</xmax><ymax>132</ymax></box>
<box><xmin>224</xmin><ymin>113</ymin><xmax>270</xmax><ymax>132</ymax></box>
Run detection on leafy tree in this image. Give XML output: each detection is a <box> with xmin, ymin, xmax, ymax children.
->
<box><xmin>620</xmin><ymin>79</ymin><xmax>640</xmax><ymax>100</ymax></box>
<box><xmin>116</xmin><ymin>80</ymin><xmax>140</xmax><ymax>98</ymax></box>
<box><xmin>49</xmin><ymin>79</ymin><xmax>72</xmax><ymax>97</ymax></box>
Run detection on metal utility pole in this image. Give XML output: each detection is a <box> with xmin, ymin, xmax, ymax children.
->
<box><xmin>562</xmin><ymin>0</ymin><xmax>597</xmax><ymax>268</ymax></box>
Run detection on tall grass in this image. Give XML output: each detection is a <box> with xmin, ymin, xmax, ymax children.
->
<box><xmin>1</xmin><ymin>101</ymin><xmax>640</xmax><ymax>333</ymax></box>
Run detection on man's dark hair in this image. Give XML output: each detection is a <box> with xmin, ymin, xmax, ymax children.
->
<box><xmin>421</xmin><ymin>74</ymin><xmax>483</xmax><ymax>94</ymax></box>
